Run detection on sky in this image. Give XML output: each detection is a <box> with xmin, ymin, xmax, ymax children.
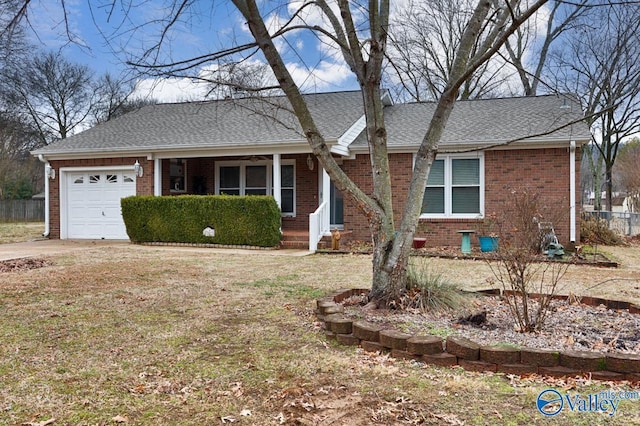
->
<box><xmin>25</xmin><ymin>0</ymin><xmax>359</xmax><ymax>103</ymax></box>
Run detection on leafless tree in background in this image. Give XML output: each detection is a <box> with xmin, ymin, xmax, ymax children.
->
<box><xmin>3</xmin><ymin>0</ymin><xmax>552</xmax><ymax>305</ymax></box>
<box><xmin>551</xmin><ymin>3</ymin><xmax>640</xmax><ymax>212</ymax></box>
<box><xmin>1</xmin><ymin>51</ymin><xmax>96</xmax><ymax>144</ymax></box>
<box><xmin>615</xmin><ymin>138</ymin><xmax>640</xmax><ymax>212</ymax></box>
<box><xmin>385</xmin><ymin>0</ymin><xmax>513</xmax><ymax>101</ymax></box>
<box><xmin>504</xmin><ymin>0</ymin><xmax>589</xmax><ymax>96</ymax></box>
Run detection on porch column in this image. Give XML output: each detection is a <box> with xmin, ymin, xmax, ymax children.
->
<box><xmin>154</xmin><ymin>158</ymin><xmax>162</xmax><ymax>196</ymax></box>
<box><xmin>273</xmin><ymin>154</ymin><xmax>282</xmax><ymax>209</ymax></box>
<box><xmin>322</xmin><ymin>167</ymin><xmax>330</xmax><ymax>205</ymax></box>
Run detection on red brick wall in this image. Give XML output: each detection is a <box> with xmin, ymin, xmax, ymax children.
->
<box><xmin>283</xmin><ymin>154</ymin><xmax>318</xmax><ymax>231</ymax></box>
<box><xmin>340</xmin><ymin>148</ymin><xmax>580</xmax><ymax>248</ymax></box>
<box><xmin>46</xmin><ymin>148</ymin><xmax>580</xmax><ymax>247</ymax></box>
<box><xmin>47</xmin><ymin>155</ymin><xmax>318</xmax><ymax>237</ymax></box>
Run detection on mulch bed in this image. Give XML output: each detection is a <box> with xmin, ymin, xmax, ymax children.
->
<box><xmin>0</xmin><ymin>257</ymin><xmax>52</xmax><ymax>273</ymax></box>
<box><xmin>320</xmin><ymin>242</ymin><xmax>619</xmax><ymax>267</ymax></box>
<box><xmin>341</xmin><ymin>292</ymin><xmax>640</xmax><ymax>354</ymax></box>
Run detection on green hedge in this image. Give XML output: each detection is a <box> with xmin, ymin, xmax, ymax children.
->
<box><xmin>121</xmin><ymin>195</ymin><xmax>281</xmax><ymax>247</ymax></box>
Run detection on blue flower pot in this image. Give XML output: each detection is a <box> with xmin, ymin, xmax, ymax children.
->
<box><xmin>478</xmin><ymin>236</ymin><xmax>499</xmax><ymax>252</ymax></box>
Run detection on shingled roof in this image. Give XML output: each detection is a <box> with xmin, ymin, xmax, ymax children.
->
<box><xmin>352</xmin><ymin>94</ymin><xmax>591</xmax><ymax>151</ymax></box>
<box><xmin>33</xmin><ymin>91</ymin><xmax>590</xmax><ymax>158</ymax></box>
<box><xmin>33</xmin><ymin>91</ymin><xmax>365</xmax><ymax>157</ymax></box>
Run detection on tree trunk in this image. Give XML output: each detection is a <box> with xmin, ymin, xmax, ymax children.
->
<box><xmin>605</xmin><ymin>166</ymin><xmax>613</xmax><ymax>212</ymax></box>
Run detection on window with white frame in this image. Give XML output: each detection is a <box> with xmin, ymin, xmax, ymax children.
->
<box><xmin>216</xmin><ymin>161</ymin><xmax>296</xmax><ymax>216</ymax></box>
<box><xmin>421</xmin><ymin>154</ymin><xmax>483</xmax><ymax>217</ymax></box>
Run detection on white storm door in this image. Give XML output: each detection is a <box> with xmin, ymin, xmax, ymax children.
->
<box><xmin>65</xmin><ymin>170</ymin><xmax>136</xmax><ymax>239</ymax></box>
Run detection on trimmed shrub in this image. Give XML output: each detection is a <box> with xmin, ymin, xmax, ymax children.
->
<box><xmin>121</xmin><ymin>195</ymin><xmax>281</xmax><ymax>247</ymax></box>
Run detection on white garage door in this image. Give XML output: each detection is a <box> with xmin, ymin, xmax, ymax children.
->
<box><xmin>65</xmin><ymin>171</ymin><xmax>136</xmax><ymax>239</ymax></box>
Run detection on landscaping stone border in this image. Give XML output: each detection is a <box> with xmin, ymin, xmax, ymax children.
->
<box><xmin>316</xmin><ymin>288</ymin><xmax>640</xmax><ymax>381</ymax></box>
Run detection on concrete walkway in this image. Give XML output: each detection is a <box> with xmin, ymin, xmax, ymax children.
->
<box><xmin>0</xmin><ymin>239</ymin><xmax>312</xmax><ymax>262</ymax></box>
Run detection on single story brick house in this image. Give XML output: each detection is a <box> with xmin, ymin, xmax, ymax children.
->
<box><xmin>31</xmin><ymin>91</ymin><xmax>591</xmax><ymax>250</ymax></box>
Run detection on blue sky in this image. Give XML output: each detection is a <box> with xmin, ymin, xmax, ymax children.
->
<box><xmin>26</xmin><ymin>0</ymin><xmax>358</xmax><ymax>102</ymax></box>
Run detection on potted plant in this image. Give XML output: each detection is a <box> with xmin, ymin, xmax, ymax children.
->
<box><xmin>476</xmin><ymin>212</ymin><xmax>499</xmax><ymax>252</ymax></box>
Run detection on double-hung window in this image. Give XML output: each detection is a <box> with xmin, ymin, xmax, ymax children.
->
<box><xmin>421</xmin><ymin>154</ymin><xmax>483</xmax><ymax>217</ymax></box>
<box><xmin>216</xmin><ymin>160</ymin><xmax>296</xmax><ymax>216</ymax></box>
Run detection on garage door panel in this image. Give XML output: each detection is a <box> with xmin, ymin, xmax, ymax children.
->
<box><xmin>64</xmin><ymin>170</ymin><xmax>136</xmax><ymax>240</ymax></box>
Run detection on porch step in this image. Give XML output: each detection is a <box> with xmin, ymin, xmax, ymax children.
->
<box><xmin>280</xmin><ymin>231</ymin><xmax>330</xmax><ymax>250</ymax></box>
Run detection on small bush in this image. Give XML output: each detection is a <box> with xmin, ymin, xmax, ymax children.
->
<box><xmin>580</xmin><ymin>216</ymin><xmax>622</xmax><ymax>245</ymax></box>
<box><xmin>402</xmin><ymin>257</ymin><xmax>473</xmax><ymax>311</ymax></box>
<box><xmin>487</xmin><ymin>188</ymin><xmax>570</xmax><ymax>332</ymax></box>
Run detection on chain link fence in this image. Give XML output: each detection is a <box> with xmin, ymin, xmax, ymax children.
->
<box><xmin>582</xmin><ymin>211</ymin><xmax>640</xmax><ymax>237</ymax></box>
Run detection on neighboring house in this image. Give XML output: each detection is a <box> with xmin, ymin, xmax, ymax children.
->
<box><xmin>31</xmin><ymin>91</ymin><xmax>591</xmax><ymax>250</ymax></box>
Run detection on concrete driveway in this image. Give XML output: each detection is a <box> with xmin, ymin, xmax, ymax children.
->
<box><xmin>0</xmin><ymin>239</ymin><xmax>130</xmax><ymax>262</ymax></box>
<box><xmin>0</xmin><ymin>239</ymin><xmax>311</xmax><ymax>262</ymax></box>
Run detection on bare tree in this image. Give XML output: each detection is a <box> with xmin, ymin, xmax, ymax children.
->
<box><xmin>92</xmin><ymin>73</ymin><xmax>157</xmax><ymax>124</ymax></box>
<box><xmin>225</xmin><ymin>0</ymin><xmax>548</xmax><ymax>305</ymax></box>
<box><xmin>615</xmin><ymin>137</ymin><xmax>640</xmax><ymax>212</ymax></box>
<box><xmin>552</xmin><ymin>3</ymin><xmax>640</xmax><ymax>211</ymax></box>
<box><xmin>504</xmin><ymin>0</ymin><xmax>589</xmax><ymax>96</ymax></box>
<box><xmin>1</xmin><ymin>51</ymin><xmax>96</xmax><ymax>144</ymax></box>
<box><xmin>386</xmin><ymin>0</ymin><xmax>513</xmax><ymax>101</ymax></box>
<box><xmin>4</xmin><ymin>0</ymin><xmax>550</xmax><ymax>306</ymax></box>
<box><xmin>0</xmin><ymin>0</ymin><xmax>28</xmax><ymax>67</ymax></box>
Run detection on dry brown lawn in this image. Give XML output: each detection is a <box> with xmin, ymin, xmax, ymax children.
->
<box><xmin>1</xmin><ymin>242</ymin><xmax>639</xmax><ymax>425</ymax></box>
<box><xmin>0</xmin><ymin>222</ymin><xmax>44</xmax><ymax>244</ymax></box>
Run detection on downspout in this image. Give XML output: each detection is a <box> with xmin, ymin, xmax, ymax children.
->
<box><xmin>570</xmin><ymin>140</ymin><xmax>576</xmax><ymax>243</ymax></box>
<box><xmin>37</xmin><ymin>154</ymin><xmax>50</xmax><ymax>237</ymax></box>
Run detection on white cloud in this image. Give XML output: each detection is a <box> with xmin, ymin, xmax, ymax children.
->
<box><xmin>133</xmin><ymin>77</ymin><xmax>209</xmax><ymax>103</ymax></box>
<box><xmin>287</xmin><ymin>59</ymin><xmax>352</xmax><ymax>91</ymax></box>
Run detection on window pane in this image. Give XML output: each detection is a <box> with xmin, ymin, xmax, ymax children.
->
<box><xmin>281</xmin><ymin>165</ymin><xmax>294</xmax><ymax>187</ymax></box>
<box><xmin>281</xmin><ymin>189</ymin><xmax>294</xmax><ymax>213</ymax></box>
<box><xmin>220</xmin><ymin>189</ymin><xmax>240</xmax><ymax>195</ymax></box>
<box><xmin>427</xmin><ymin>160</ymin><xmax>444</xmax><ymax>186</ymax></box>
<box><xmin>220</xmin><ymin>166</ymin><xmax>240</xmax><ymax>188</ymax></box>
<box><xmin>246</xmin><ymin>188</ymin><xmax>267</xmax><ymax>195</ymax></box>
<box><xmin>452</xmin><ymin>159</ymin><xmax>479</xmax><ymax>185</ymax></box>
<box><xmin>422</xmin><ymin>187</ymin><xmax>444</xmax><ymax>213</ymax></box>
<box><xmin>246</xmin><ymin>165</ymin><xmax>267</xmax><ymax>188</ymax></box>
<box><xmin>452</xmin><ymin>187</ymin><xmax>480</xmax><ymax>213</ymax></box>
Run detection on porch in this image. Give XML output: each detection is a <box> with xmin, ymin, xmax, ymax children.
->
<box><xmin>146</xmin><ymin>154</ymin><xmax>344</xmax><ymax>251</ymax></box>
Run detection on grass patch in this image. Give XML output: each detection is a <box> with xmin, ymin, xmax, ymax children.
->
<box><xmin>404</xmin><ymin>256</ymin><xmax>475</xmax><ymax>311</ymax></box>
<box><xmin>0</xmin><ymin>222</ymin><xmax>44</xmax><ymax>244</ymax></box>
<box><xmin>239</xmin><ymin>275</ymin><xmax>326</xmax><ymax>299</ymax></box>
<box><xmin>0</xmin><ymin>246</ymin><xmax>638</xmax><ymax>424</ymax></box>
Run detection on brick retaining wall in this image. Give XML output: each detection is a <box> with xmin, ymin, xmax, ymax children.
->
<box><xmin>316</xmin><ymin>289</ymin><xmax>640</xmax><ymax>381</ymax></box>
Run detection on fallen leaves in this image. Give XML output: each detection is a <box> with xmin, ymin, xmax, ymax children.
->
<box><xmin>0</xmin><ymin>257</ymin><xmax>51</xmax><ymax>273</ymax></box>
<box><xmin>21</xmin><ymin>418</ymin><xmax>56</xmax><ymax>426</ymax></box>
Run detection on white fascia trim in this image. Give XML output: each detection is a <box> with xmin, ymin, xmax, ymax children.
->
<box><xmin>332</xmin><ymin>115</ymin><xmax>365</xmax><ymax>156</ymax></box>
<box><xmin>59</xmin><ymin>165</ymin><xmax>135</xmax><ymax>172</ymax></box>
<box><xmin>349</xmin><ymin>138</ymin><xmax>588</xmax><ymax>155</ymax></box>
<box><xmin>381</xmin><ymin>90</ymin><xmax>394</xmax><ymax>106</ymax></box>
<box><xmin>33</xmin><ymin>142</ymin><xmax>328</xmax><ymax>161</ymax></box>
